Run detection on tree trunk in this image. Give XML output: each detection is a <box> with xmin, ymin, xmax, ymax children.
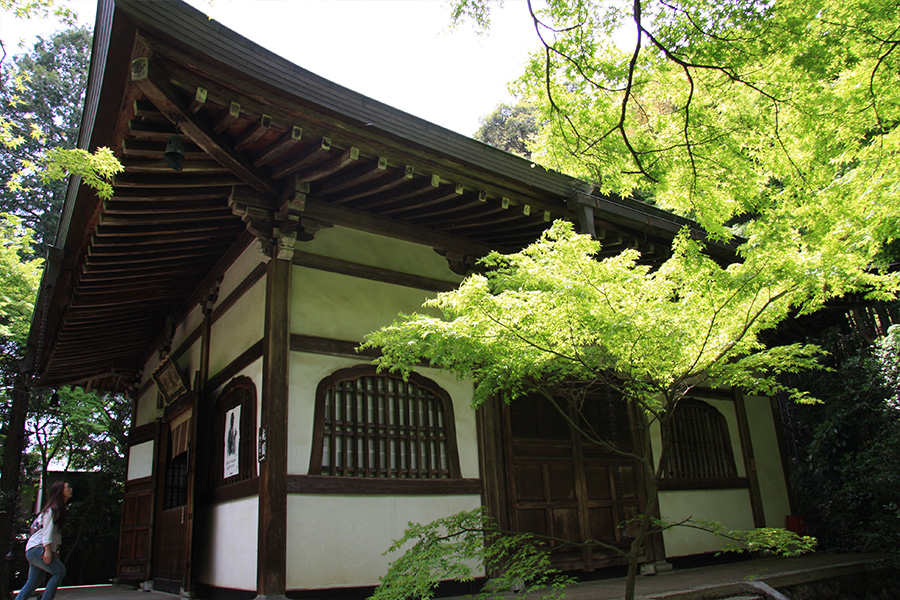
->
<box><xmin>0</xmin><ymin>373</ymin><xmax>31</xmax><ymax>598</ymax></box>
<box><xmin>622</xmin><ymin>415</ymin><xmax>666</xmax><ymax>600</ymax></box>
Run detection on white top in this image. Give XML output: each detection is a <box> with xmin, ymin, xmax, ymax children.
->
<box><xmin>25</xmin><ymin>509</ymin><xmax>62</xmax><ymax>553</ymax></box>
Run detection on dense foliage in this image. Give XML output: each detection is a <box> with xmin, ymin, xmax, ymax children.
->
<box><xmin>373</xmin><ymin>508</ymin><xmax>571</xmax><ymax>600</ymax></box>
<box><xmin>473</xmin><ymin>102</ymin><xmax>539</xmax><ymax>159</ymax></box>
<box><xmin>791</xmin><ymin>325</ymin><xmax>900</xmax><ymax>552</ymax></box>
<box><xmin>454</xmin><ymin>0</ymin><xmax>900</xmax><ymax>270</ymax></box>
<box><xmin>0</xmin><ymin>215</ymin><xmax>42</xmax><ymax>350</ymax></box>
<box><xmin>1</xmin><ymin>26</ymin><xmax>89</xmax><ymax>254</ymax></box>
<box><xmin>0</xmin><ymin>26</ymin><xmax>121</xmax><ymax>258</ymax></box>
<box><xmin>0</xmin><ymin>214</ymin><xmax>42</xmax><ymax>457</ymax></box>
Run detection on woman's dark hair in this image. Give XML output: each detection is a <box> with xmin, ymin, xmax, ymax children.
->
<box><xmin>42</xmin><ymin>481</ymin><xmax>69</xmax><ymax>528</ymax></box>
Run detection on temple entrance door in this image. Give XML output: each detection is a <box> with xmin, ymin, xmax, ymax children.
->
<box><xmin>151</xmin><ymin>407</ymin><xmax>193</xmax><ymax>593</ymax></box>
<box><xmin>502</xmin><ymin>392</ymin><xmax>646</xmax><ymax>571</ymax></box>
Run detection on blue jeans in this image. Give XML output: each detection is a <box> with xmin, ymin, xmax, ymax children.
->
<box><xmin>16</xmin><ymin>546</ymin><xmax>66</xmax><ymax>600</ymax></box>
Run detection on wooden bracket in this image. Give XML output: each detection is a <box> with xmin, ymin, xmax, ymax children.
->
<box><xmin>230</xmin><ymin>184</ymin><xmax>312</xmax><ymax>259</ymax></box>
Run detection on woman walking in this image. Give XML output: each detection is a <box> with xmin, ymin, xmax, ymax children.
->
<box><xmin>16</xmin><ymin>481</ymin><xmax>72</xmax><ymax>600</ymax></box>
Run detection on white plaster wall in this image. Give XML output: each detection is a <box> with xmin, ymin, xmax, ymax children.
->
<box><xmin>287</xmin><ymin>353</ymin><xmax>477</xmax><ymax>477</ymax></box>
<box><xmin>126</xmin><ymin>441</ymin><xmax>154</xmax><ymax>480</ymax></box>
<box><xmin>175</xmin><ymin>339</ymin><xmax>202</xmax><ymax>396</ymax></box>
<box><xmin>292</xmin><ymin>267</ymin><xmax>439</xmax><ymax>342</ymax></box>
<box><xmin>286</xmin><ymin>494</ymin><xmax>481</xmax><ymax>589</ymax></box>
<box><xmin>197</xmin><ymin>497</ymin><xmax>259</xmax><ymax>591</ymax></box>
<box><xmin>658</xmin><ymin>489</ymin><xmax>755</xmax><ymax>556</ymax></box>
<box><xmin>133</xmin><ymin>385</ymin><xmax>159</xmax><ymax>428</ymax></box>
<box><xmin>209</xmin><ymin>278</ymin><xmax>265</xmax><ymax>377</ymax></box>
<box><xmin>172</xmin><ymin>304</ymin><xmax>203</xmax><ymax>354</ymax></box>
<box><xmin>301</xmin><ymin>225</ymin><xmax>463</xmax><ymax>283</ymax></box>
<box><xmin>133</xmin><ymin>349</ymin><xmax>163</xmax><ymax>429</ymax></box>
<box><xmin>215</xmin><ymin>244</ymin><xmax>264</xmax><ymax>310</ymax></box>
<box><xmin>140</xmin><ymin>349</ymin><xmax>161</xmax><ymax>391</ymax></box>
<box><xmin>744</xmin><ymin>395</ymin><xmax>792</xmax><ymax>528</ymax></box>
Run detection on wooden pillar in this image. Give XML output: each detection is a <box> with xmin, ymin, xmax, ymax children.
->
<box><xmin>0</xmin><ymin>373</ymin><xmax>30</xmax><ymax>598</ymax></box>
<box><xmin>770</xmin><ymin>396</ymin><xmax>798</xmax><ymax>516</ymax></box>
<box><xmin>257</xmin><ymin>249</ymin><xmax>291</xmax><ymax>598</ymax></box>
<box><xmin>184</xmin><ymin>282</ymin><xmax>219</xmax><ymax>595</ymax></box>
<box><xmin>734</xmin><ymin>391</ymin><xmax>766</xmax><ymax>528</ymax></box>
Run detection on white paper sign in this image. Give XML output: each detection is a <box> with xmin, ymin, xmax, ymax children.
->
<box><xmin>224</xmin><ymin>406</ymin><xmax>241</xmax><ymax>478</ymax></box>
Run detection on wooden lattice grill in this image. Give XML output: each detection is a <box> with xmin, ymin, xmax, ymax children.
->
<box><xmin>662</xmin><ymin>399</ymin><xmax>737</xmax><ymax>480</ymax></box>
<box><xmin>320</xmin><ymin>374</ymin><xmax>452</xmax><ymax>478</ymax></box>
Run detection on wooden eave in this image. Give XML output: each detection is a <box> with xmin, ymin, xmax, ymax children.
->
<box><xmin>24</xmin><ymin>0</ymin><xmax>733</xmax><ymax>393</ymax></box>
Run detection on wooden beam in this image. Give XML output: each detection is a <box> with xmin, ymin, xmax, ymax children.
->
<box><xmin>302</xmin><ymin>198</ymin><xmax>496</xmax><ymax>257</ymax></box>
<box><xmin>212</xmin><ymin>101</ymin><xmax>241</xmax><ymax>134</ymax></box>
<box><xmin>121</xmin><ymin>139</ymin><xmax>207</xmax><ymax>159</ymax></box>
<box><xmin>119</xmin><ymin>157</ymin><xmax>225</xmax><ymax>173</ymax></box>
<box><xmin>109</xmin><ymin>187</ymin><xmax>227</xmax><ymax>201</ymax></box>
<box><xmin>269</xmin><ymin>138</ymin><xmax>332</xmax><ymax>179</ymax></box>
<box><xmin>291</xmin><ymin>146</ymin><xmax>359</xmax><ymax>183</ymax></box>
<box><xmin>293</xmin><ymin>250</ymin><xmax>459</xmax><ymax>292</ymax></box>
<box><xmin>344</xmin><ymin>177</ymin><xmax>437</xmax><ymax>211</ymax></box>
<box><xmin>234</xmin><ymin>114</ymin><xmax>271</xmax><ymax>152</ymax></box>
<box><xmin>130</xmin><ymin>57</ymin><xmax>278</xmax><ymax>197</ymax></box>
<box><xmin>188</xmin><ymin>86</ymin><xmax>207</xmax><ymax>114</ymax></box>
<box><xmin>378</xmin><ymin>187</ymin><xmax>461</xmax><ymax>216</ymax></box>
<box><xmin>113</xmin><ymin>172</ymin><xmax>238</xmax><ymax>188</ymax></box>
<box><xmin>312</xmin><ymin>159</ymin><xmax>391</xmax><ymax>198</ymax></box>
<box><xmin>253</xmin><ymin>125</ymin><xmax>302</xmax><ymax>167</ymax></box>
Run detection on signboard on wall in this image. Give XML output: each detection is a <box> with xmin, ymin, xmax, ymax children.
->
<box><xmin>224</xmin><ymin>405</ymin><xmax>241</xmax><ymax>478</ymax></box>
<box><xmin>151</xmin><ymin>355</ymin><xmax>190</xmax><ymax>407</ymax></box>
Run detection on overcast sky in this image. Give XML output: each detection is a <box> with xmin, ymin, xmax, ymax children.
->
<box><xmin>1</xmin><ymin>0</ymin><xmax>542</xmax><ymax>137</ymax></box>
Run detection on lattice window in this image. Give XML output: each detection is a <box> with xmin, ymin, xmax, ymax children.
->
<box><xmin>661</xmin><ymin>399</ymin><xmax>737</xmax><ymax>481</ymax></box>
<box><xmin>310</xmin><ymin>367</ymin><xmax>461</xmax><ymax>479</ymax></box>
<box><xmin>163</xmin><ymin>451</ymin><xmax>188</xmax><ymax>509</ymax></box>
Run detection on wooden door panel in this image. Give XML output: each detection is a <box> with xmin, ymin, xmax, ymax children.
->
<box><xmin>617</xmin><ymin>464</ymin><xmax>638</xmax><ymax>499</ymax></box>
<box><xmin>588</xmin><ymin>506</ymin><xmax>617</xmax><ymax>541</ymax></box>
<box><xmin>503</xmin><ymin>393</ymin><xmax>647</xmax><ymax>571</ymax></box>
<box><xmin>517</xmin><ymin>509</ymin><xmax>549</xmax><ymax>537</ymax></box>
<box><xmin>549</xmin><ymin>507</ymin><xmax>581</xmax><ymax>542</ymax></box>
<box><xmin>118</xmin><ymin>480</ymin><xmax>153</xmax><ymax>581</ymax></box>
<box><xmin>513</xmin><ymin>464</ymin><xmax>545</xmax><ymax>500</ymax></box>
<box><xmin>153</xmin><ymin>507</ymin><xmax>186</xmax><ymax>580</ymax></box>
<box><xmin>548</xmin><ymin>465</ymin><xmax>577</xmax><ymax>501</ymax></box>
<box><xmin>152</xmin><ymin>409</ymin><xmax>192</xmax><ymax>588</ymax></box>
<box><xmin>584</xmin><ymin>464</ymin><xmax>611</xmax><ymax>499</ymax></box>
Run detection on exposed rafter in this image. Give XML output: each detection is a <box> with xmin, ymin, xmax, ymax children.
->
<box><xmin>130</xmin><ymin>54</ymin><xmax>279</xmax><ymax>198</ymax></box>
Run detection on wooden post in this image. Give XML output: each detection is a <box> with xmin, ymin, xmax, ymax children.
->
<box><xmin>257</xmin><ymin>250</ymin><xmax>291</xmax><ymax>598</ymax></box>
<box><xmin>0</xmin><ymin>373</ymin><xmax>30</xmax><ymax>598</ymax></box>
<box><xmin>184</xmin><ymin>282</ymin><xmax>219</xmax><ymax>596</ymax></box>
<box><xmin>769</xmin><ymin>396</ymin><xmax>799</xmax><ymax>516</ymax></box>
<box><xmin>734</xmin><ymin>391</ymin><xmax>766</xmax><ymax>528</ymax></box>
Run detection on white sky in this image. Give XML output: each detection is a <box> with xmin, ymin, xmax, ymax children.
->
<box><xmin>1</xmin><ymin>0</ymin><xmax>542</xmax><ymax>137</ymax></box>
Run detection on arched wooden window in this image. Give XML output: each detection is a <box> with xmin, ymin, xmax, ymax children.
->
<box><xmin>211</xmin><ymin>377</ymin><xmax>257</xmax><ymax>488</ymax></box>
<box><xmin>309</xmin><ymin>366</ymin><xmax>461</xmax><ymax>479</ymax></box>
<box><xmin>661</xmin><ymin>399</ymin><xmax>738</xmax><ymax>487</ymax></box>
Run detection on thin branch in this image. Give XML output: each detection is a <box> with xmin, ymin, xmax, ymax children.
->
<box><xmin>618</xmin><ymin>0</ymin><xmax>658</xmax><ymax>182</ymax></box>
<box><xmin>535</xmin><ymin>386</ymin><xmax>647</xmax><ymax>464</ymax></box>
